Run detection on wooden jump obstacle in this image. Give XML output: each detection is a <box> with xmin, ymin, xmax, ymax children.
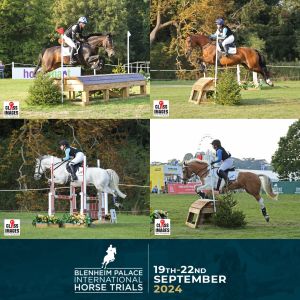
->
<box><xmin>186</xmin><ymin>199</ymin><xmax>218</xmax><ymax>228</ymax></box>
<box><xmin>189</xmin><ymin>77</ymin><xmax>216</xmax><ymax>104</ymax></box>
<box><xmin>56</xmin><ymin>73</ymin><xmax>147</xmax><ymax>105</ymax></box>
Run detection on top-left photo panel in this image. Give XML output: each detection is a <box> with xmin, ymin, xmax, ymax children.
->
<box><xmin>0</xmin><ymin>0</ymin><xmax>150</xmax><ymax>119</ymax></box>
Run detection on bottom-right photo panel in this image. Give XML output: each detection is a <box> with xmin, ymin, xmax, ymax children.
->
<box><xmin>150</xmin><ymin>119</ymin><xmax>300</xmax><ymax>238</ymax></box>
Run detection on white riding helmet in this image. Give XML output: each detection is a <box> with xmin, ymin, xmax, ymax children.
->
<box><xmin>78</xmin><ymin>17</ymin><xmax>88</xmax><ymax>24</ymax></box>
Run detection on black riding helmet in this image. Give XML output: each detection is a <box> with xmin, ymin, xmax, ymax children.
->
<box><xmin>59</xmin><ymin>140</ymin><xmax>69</xmax><ymax>147</ymax></box>
<box><xmin>211</xmin><ymin>139</ymin><xmax>221</xmax><ymax>147</ymax></box>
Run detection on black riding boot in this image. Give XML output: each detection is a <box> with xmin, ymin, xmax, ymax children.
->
<box><xmin>216</xmin><ymin>177</ymin><xmax>222</xmax><ymax>191</ymax></box>
<box><xmin>219</xmin><ymin>170</ymin><xmax>228</xmax><ymax>183</ymax></box>
<box><xmin>224</xmin><ymin>45</ymin><xmax>229</xmax><ymax>56</ymax></box>
<box><xmin>70</xmin><ymin>48</ymin><xmax>77</xmax><ymax>65</ymax></box>
<box><xmin>69</xmin><ymin>164</ymin><xmax>78</xmax><ymax>181</ymax></box>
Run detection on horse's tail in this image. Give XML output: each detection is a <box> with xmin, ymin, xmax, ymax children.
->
<box><xmin>33</xmin><ymin>48</ymin><xmax>46</xmax><ymax>77</ymax></box>
<box><xmin>107</xmin><ymin>169</ymin><xmax>127</xmax><ymax>199</ymax></box>
<box><xmin>259</xmin><ymin>174</ymin><xmax>278</xmax><ymax>200</ymax></box>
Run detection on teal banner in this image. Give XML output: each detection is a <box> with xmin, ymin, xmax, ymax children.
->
<box><xmin>0</xmin><ymin>240</ymin><xmax>299</xmax><ymax>300</ymax></box>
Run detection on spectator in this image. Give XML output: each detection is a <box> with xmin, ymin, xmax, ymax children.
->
<box><xmin>0</xmin><ymin>61</ymin><xmax>4</xmax><ymax>79</ymax></box>
<box><xmin>151</xmin><ymin>185</ymin><xmax>158</xmax><ymax>193</ymax></box>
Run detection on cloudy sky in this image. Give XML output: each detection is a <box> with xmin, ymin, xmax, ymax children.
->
<box><xmin>150</xmin><ymin>119</ymin><xmax>296</xmax><ymax>163</ymax></box>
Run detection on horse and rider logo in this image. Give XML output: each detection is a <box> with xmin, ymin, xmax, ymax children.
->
<box><xmin>101</xmin><ymin>245</ymin><xmax>117</xmax><ymax>269</ymax></box>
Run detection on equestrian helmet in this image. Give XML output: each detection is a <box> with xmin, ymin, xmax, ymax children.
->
<box><xmin>78</xmin><ymin>16</ymin><xmax>88</xmax><ymax>24</ymax></box>
<box><xmin>215</xmin><ymin>18</ymin><xmax>225</xmax><ymax>26</ymax></box>
<box><xmin>211</xmin><ymin>139</ymin><xmax>221</xmax><ymax>147</ymax></box>
<box><xmin>59</xmin><ymin>140</ymin><xmax>69</xmax><ymax>147</ymax></box>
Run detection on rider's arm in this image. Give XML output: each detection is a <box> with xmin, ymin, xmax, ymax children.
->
<box><xmin>212</xmin><ymin>149</ymin><xmax>222</xmax><ymax>164</ymax></box>
<box><xmin>218</xmin><ymin>27</ymin><xmax>228</xmax><ymax>39</ymax></box>
<box><xmin>210</xmin><ymin>30</ymin><xmax>218</xmax><ymax>39</ymax></box>
<box><xmin>63</xmin><ymin>148</ymin><xmax>71</xmax><ymax>161</ymax></box>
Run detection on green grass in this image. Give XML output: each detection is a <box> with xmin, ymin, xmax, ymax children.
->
<box><xmin>151</xmin><ymin>80</ymin><xmax>300</xmax><ymax>118</ymax></box>
<box><xmin>150</xmin><ymin>193</ymin><xmax>300</xmax><ymax>239</ymax></box>
<box><xmin>0</xmin><ymin>79</ymin><xmax>150</xmax><ymax>119</ymax></box>
<box><xmin>0</xmin><ymin>212</ymin><xmax>150</xmax><ymax>239</ymax></box>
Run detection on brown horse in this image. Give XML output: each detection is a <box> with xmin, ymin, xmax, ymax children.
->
<box><xmin>33</xmin><ymin>33</ymin><xmax>115</xmax><ymax>75</ymax></box>
<box><xmin>185</xmin><ymin>34</ymin><xmax>273</xmax><ymax>86</ymax></box>
<box><xmin>182</xmin><ymin>159</ymin><xmax>278</xmax><ymax>222</ymax></box>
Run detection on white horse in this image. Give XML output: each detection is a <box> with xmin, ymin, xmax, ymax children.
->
<box><xmin>102</xmin><ymin>246</ymin><xmax>117</xmax><ymax>269</ymax></box>
<box><xmin>34</xmin><ymin>155</ymin><xmax>126</xmax><ymax>199</ymax></box>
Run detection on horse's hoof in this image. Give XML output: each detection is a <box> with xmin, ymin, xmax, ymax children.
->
<box><xmin>265</xmin><ymin>215</ymin><xmax>270</xmax><ymax>222</ymax></box>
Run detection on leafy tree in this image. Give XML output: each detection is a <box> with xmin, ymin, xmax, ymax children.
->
<box><xmin>272</xmin><ymin>120</ymin><xmax>300</xmax><ymax>181</ymax></box>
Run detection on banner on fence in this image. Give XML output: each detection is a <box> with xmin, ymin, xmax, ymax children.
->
<box><xmin>168</xmin><ymin>182</ymin><xmax>198</xmax><ymax>194</ymax></box>
<box><xmin>12</xmin><ymin>67</ymin><xmax>81</xmax><ymax>79</ymax></box>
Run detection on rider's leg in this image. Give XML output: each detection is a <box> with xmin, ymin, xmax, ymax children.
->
<box><xmin>222</xmin><ymin>35</ymin><xmax>234</xmax><ymax>56</ymax></box>
<box><xmin>69</xmin><ymin>163</ymin><xmax>78</xmax><ymax>181</ymax></box>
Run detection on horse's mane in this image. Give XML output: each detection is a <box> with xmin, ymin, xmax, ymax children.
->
<box><xmin>85</xmin><ymin>33</ymin><xmax>111</xmax><ymax>38</ymax></box>
<box><xmin>186</xmin><ymin>158</ymin><xmax>209</xmax><ymax>165</ymax></box>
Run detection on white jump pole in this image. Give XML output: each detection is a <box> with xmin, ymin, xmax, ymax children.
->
<box><xmin>237</xmin><ymin>64</ymin><xmax>241</xmax><ymax>85</ymax></box>
<box><xmin>127</xmin><ymin>31</ymin><xmax>131</xmax><ymax>74</ymax></box>
<box><xmin>207</xmin><ymin>150</ymin><xmax>216</xmax><ymax>212</ymax></box>
<box><xmin>214</xmin><ymin>32</ymin><xmax>219</xmax><ymax>97</ymax></box>
<box><xmin>80</xmin><ymin>156</ymin><xmax>87</xmax><ymax>214</ymax></box>
<box><xmin>253</xmin><ymin>71</ymin><xmax>258</xmax><ymax>87</ymax></box>
<box><xmin>59</xmin><ymin>29</ymin><xmax>64</xmax><ymax>104</ymax></box>
<box><xmin>48</xmin><ymin>157</ymin><xmax>55</xmax><ymax>216</ymax></box>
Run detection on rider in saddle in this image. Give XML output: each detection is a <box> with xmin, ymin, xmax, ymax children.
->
<box><xmin>59</xmin><ymin>140</ymin><xmax>84</xmax><ymax>181</ymax></box>
<box><xmin>210</xmin><ymin>18</ymin><xmax>235</xmax><ymax>57</ymax></box>
<box><xmin>64</xmin><ymin>16</ymin><xmax>88</xmax><ymax>64</ymax></box>
<box><xmin>210</xmin><ymin>139</ymin><xmax>234</xmax><ymax>191</ymax></box>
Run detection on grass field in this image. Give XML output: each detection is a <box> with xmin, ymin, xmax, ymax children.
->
<box><xmin>151</xmin><ymin>80</ymin><xmax>300</xmax><ymax>118</ymax></box>
<box><xmin>0</xmin><ymin>79</ymin><xmax>150</xmax><ymax>119</ymax></box>
<box><xmin>151</xmin><ymin>193</ymin><xmax>300</xmax><ymax>239</ymax></box>
<box><xmin>0</xmin><ymin>212</ymin><xmax>149</xmax><ymax>239</ymax></box>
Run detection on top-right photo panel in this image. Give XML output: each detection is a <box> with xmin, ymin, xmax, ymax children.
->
<box><xmin>150</xmin><ymin>0</ymin><xmax>300</xmax><ymax>118</ymax></box>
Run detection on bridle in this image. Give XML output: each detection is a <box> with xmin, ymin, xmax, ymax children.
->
<box><xmin>183</xmin><ymin>162</ymin><xmax>210</xmax><ymax>179</ymax></box>
<box><xmin>34</xmin><ymin>157</ymin><xmax>68</xmax><ymax>180</ymax></box>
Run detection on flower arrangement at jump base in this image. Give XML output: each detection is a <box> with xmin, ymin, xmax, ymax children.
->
<box><xmin>32</xmin><ymin>213</ymin><xmax>92</xmax><ymax>228</ymax></box>
<box><xmin>61</xmin><ymin>213</ymin><xmax>92</xmax><ymax>227</ymax></box>
<box><xmin>32</xmin><ymin>214</ymin><xmax>61</xmax><ymax>228</ymax></box>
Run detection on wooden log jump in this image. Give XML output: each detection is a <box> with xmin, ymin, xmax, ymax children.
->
<box><xmin>189</xmin><ymin>77</ymin><xmax>216</xmax><ymax>104</ymax></box>
<box><xmin>186</xmin><ymin>199</ymin><xmax>218</xmax><ymax>228</ymax></box>
<box><xmin>56</xmin><ymin>73</ymin><xmax>147</xmax><ymax>105</ymax></box>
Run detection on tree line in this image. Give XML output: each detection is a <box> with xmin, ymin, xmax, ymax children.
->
<box><xmin>0</xmin><ymin>0</ymin><xmax>149</xmax><ymax>68</ymax></box>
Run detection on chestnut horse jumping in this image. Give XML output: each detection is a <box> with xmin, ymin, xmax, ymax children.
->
<box><xmin>182</xmin><ymin>159</ymin><xmax>278</xmax><ymax>222</ymax></box>
<box><xmin>33</xmin><ymin>33</ymin><xmax>115</xmax><ymax>75</ymax></box>
<box><xmin>185</xmin><ymin>34</ymin><xmax>273</xmax><ymax>86</ymax></box>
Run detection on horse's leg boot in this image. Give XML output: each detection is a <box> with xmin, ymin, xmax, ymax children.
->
<box><xmin>261</xmin><ymin>207</ymin><xmax>270</xmax><ymax>222</ymax></box>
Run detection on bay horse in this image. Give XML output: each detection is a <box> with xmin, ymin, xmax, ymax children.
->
<box><xmin>33</xmin><ymin>33</ymin><xmax>115</xmax><ymax>75</ymax></box>
<box><xmin>34</xmin><ymin>155</ymin><xmax>126</xmax><ymax>199</ymax></box>
<box><xmin>182</xmin><ymin>159</ymin><xmax>278</xmax><ymax>222</ymax></box>
<box><xmin>185</xmin><ymin>34</ymin><xmax>273</xmax><ymax>86</ymax></box>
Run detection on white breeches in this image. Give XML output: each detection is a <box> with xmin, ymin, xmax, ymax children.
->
<box><xmin>63</xmin><ymin>35</ymin><xmax>76</xmax><ymax>49</ymax></box>
<box><xmin>219</xmin><ymin>158</ymin><xmax>234</xmax><ymax>171</ymax></box>
<box><xmin>70</xmin><ymin>152</ymin><xmax>84</xmax><ymax>165</ymax></box>
<box><xmin>222</xmin><ymin>35</ymin><xmax>234</xmax><ymax>47</ymax></box>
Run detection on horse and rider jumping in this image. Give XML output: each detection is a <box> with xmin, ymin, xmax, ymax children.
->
<box><xmin>33</xmin><ymin>16</ymin><xmax>115</xmax><ymax>75</ymax></box>
<box><xmin>185</xmin><ymin>18</ymin><xmax>273</xmax><ymax>86</ymax></box>
<box><xmin>182</xmin><ymin>139</ymin><xmax>278</xmax><ymax>222</ymax></box>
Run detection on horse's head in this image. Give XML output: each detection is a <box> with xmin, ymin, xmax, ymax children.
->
<box><xmin>185</xmin><ymin>34</ymin><xmax>211</xmax><ymax>58</ymax></box>
<box><xmin>103</xmin><ymin>34</ymin><xmax>115</xmax><ymax>58</ymax></box>
<box><xmin>182</xmin><ymin>161</ymin><xmax>192</xmax><ymax>184</ymax></box>
<box><xmin>34</xmin><ymin>157</ymin><xmax>44</xmax><ymax>180</ymax></box>
<box><xmin>185</xmin><ymin>36</ymin><xmax>194</xmax><ymax>58</ymax></box>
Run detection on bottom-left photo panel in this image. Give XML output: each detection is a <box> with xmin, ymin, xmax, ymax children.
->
<box><xmin>0</xmin><ymin>119</ymin><xmax>150</xmax><ymax>239</ymax></box>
